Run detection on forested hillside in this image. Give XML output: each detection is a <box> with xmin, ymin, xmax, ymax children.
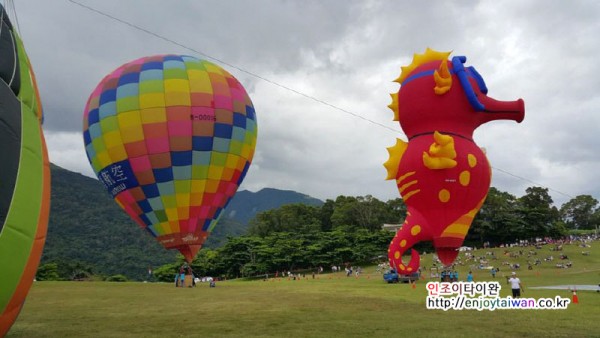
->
<box><xmin>42</xmin><ymin>165</ymin><xmax>323</xmax><ymax>280</ymax></box>
<box><xmin>40</xmin><ymin>165</ymin><xmax>597</xmax><ymax>281</ymax></box>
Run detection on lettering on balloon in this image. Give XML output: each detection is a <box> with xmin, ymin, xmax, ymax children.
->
<box><xmin>110</xmin><ymin>183</ymin><xmax>126</xmax><ymax>196</ymax></box>
<box><xmin>182</xmin><ymin>233</ymin><xmax>199</xmax><ymax>242</ymax></box>
<box><xmin>100</xmin><ymin>171</ymin><xmax>116</xmax><ymax>187</ymax></box>
<box><xmin>97</xmin><ymin>160</ymin><xmax>139</xmax><ymax>197</ymax></box>
<box><xmin>190</xmin><ymin>114</ymin><xmax>216</xmax><ymax>121</ymax></box>
<box><xmin>111</xmin><ymin>164</ymin><xmax>127</xmax><ymax>182</ymax></box>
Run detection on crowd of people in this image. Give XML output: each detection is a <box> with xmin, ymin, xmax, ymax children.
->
<box><xmin>156</xmin><ymin>235</ymin><xmax>596</xmax><ymax>291</ymax></box>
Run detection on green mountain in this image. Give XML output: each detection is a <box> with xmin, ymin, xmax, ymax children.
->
<box><xmin>222</xmin><ymin>188</ymin><xmax>324</xmax><ymax>224</ymax></box>
<box><xmin>43</xmin><ymin>164</ymin><xmax>322</xmax><ymax>280</ymax></box>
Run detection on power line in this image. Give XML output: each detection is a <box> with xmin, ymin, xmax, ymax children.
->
<box><xmin>66</xmin><ymin>0</ymin><xmax>401</xmax><ymax>134</ymax></box>
<box><xmin>493</xmin><ymin>167</ymin><xmax>574</xmax><ymax>199</ymax></box>
<box><xmin>66</xmin><ymin>0</ymin><xmax>575</xmax><ymax>200</ymax></box>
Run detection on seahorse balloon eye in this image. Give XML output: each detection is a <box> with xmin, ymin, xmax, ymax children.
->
<box><xmin>384</xmin><ymin>48</ymin><xmax>524</xmax><ymax>274</ymax></box>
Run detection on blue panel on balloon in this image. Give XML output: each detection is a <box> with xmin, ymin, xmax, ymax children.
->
<box><xmin>98</xmin><ymin>160</ymin><xmax>139</xmax><ymax>197</ymax></box>
<box><xmin>214</xmin><ymin>123</ymin><xmax>232</xmax><ymax>138</ymax></box>
<box><xmin>171</xmin><ymin>151</ymin><xmax>192</xmax><ymax>166</ymax></box>
<box><xmin>246</xmin><ymin>105</ymin><xmax>256</xmax><ymax>120</ymax></box>
<box><xmin>153</xmin><ymin>168</ymin><xmax>174</xmax><ymax>183</ymax></box>
<box><xmin>138</xmin><ymin>200</ymin><xmax>153</xmax><ymax>213</ymax></box>
<box><xmin>142</xmin><ymin>184</ymin><xmax>160</xmax><ymax>198</ymax></box>
<box><xmin>99</xmin><ymin>88</ymin><xmax>116</xmax><ymax>106</ymax></box>
<box><xmin>118</xmin><ymin>72</ymin><xmax>140</xmax><ymax>86</ymax></box>
<box><xmin>141</xmin><ymin>61</ymin><xmax>163</xmax><ymax>71</ymax></box>
<box><xmin>193</xmin><ymin>136</ymin><xmax>213</xmax><ymax>151</ymax></box>
<box><xmin>233</xmin><ymin>113</ymin><xmax>246</xmax><ymax>128</ymax></box>
<box><xmin>87</xmin><ymin>108</ymin><xmax>100</xmax><ymax>126</ymax></box>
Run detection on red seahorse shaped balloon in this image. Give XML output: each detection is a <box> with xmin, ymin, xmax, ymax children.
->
<box><xmin>384</xmin><ymin>49</ymin><xmax>524</xmax><ymax>274</ymax></box>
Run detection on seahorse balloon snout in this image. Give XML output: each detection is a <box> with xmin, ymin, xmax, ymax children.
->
<box><xmin>384</xmin><ymin>49</ymin><xmax>524</xmax><ymax>274</ymax></box>
<box><xmin>476</xmin><ymin>92</ymin><xmax>524</xmax><ymax>124</ymax></box>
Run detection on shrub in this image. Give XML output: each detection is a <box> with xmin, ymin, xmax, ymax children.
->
<box><xmin>105</xmin><ymin>274</ymin><xmax>128</xmax><ymax>282</ymax></box>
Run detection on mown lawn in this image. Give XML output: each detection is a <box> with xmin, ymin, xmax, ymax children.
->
<box><xmin>8</xmin><ymin>241</ymin><xmax>600</xmax><ymax>337</ymax></box>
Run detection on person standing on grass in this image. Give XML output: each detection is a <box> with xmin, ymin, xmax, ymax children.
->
<box><xmin>508</xmin><ymin>272</ymin><xmax>523</xmax><ymax>298</ymax></box>
<box><xmin>179</xmin><ymin>264</ymin><xmax>186</xmax><ymax>287</ymax></box>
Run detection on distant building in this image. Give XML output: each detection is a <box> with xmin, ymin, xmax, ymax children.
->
<box><xmin>382</xmin><ymin>223</ymin><xmax>402</xmax><ymax>232</ymax></box>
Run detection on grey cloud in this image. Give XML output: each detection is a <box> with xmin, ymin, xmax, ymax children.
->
<box><xmin>10</xmin><ymin>0</ymin><xmax>600</xmax><ymax>206</ymax></box>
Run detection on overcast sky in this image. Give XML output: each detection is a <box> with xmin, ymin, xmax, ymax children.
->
<box><xmin>8</xmin><ymin>0</ymin><xmax>600</xmax><ymax>207</ymax></box>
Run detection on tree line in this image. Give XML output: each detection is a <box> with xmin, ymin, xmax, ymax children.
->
<box><xmin>151</xmin><ymin>187</ymin><xmax>599</xmax><ymax>282</ymax></box>
<box><xmin>37</xmin><ymin>186</ymin><xmax>600</xmax><ymax>281</ymax></box>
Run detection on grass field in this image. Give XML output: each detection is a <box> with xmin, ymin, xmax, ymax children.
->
<box><xmin>8</xmin><ymin>241</ymin><xmax>600</xmax><ymax>338</ymax></box>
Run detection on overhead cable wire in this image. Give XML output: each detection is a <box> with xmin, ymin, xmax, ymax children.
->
<box><xmin>492</xmin><ymin>167</ymin><xmax>574</xmax><ymax>199</ymax></box>
<box><xmin>67</xmin><ymin>0</ymin><xmax>401</xmax><ymax>134</ymax></box>
<box><xmin>66</xmin><ymin>0</ymin><xmax>575</xmax><ymax>199</ymax></box>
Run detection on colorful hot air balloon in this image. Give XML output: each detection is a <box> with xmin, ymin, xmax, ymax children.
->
<box><xmin>0</xmin><ymin>4</ymin><xmax>50</xmax><ymax>336</ymax></box>
<box><xmin>83</xmin><ymin>55</ymin><xmax>257</xmax><ymax>263</ymax></box>
<box><xmin>384</xmin><ymin>49</ymin><xmax>524</xmax><ymax>274</ymax></box>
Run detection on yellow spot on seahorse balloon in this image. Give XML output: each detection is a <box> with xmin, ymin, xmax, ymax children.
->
<box><xmin>439</xmin><ymin>189</ymin><xmax>450</xmax><ymax>202</ymax></box>
<box><xmin>468</xmin><ymin>154</ymin><xmax>477</xmax><ymax>168</ymax></box>
<box><xmin>394</xmin><ymin>251</ymin><xmax>400</xmax><ymax>259</ymax></box>
<box><xmin>411</xmin><ymin>225</ymin><xmax>421</xmax><ymax>236</ymax></box>
<box><xmin>459</xmin><ymin>171</ymin><xmax>471</xmax><ymax>186</ymax></box>
<box><xmin>400</xmin><ymin>239</ymin><xmax>407</xmax><ymax>247</ymax></box>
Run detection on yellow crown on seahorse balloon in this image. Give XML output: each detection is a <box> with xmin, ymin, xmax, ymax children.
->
<box><xmin>388</xmin><ymin>48</ymin><xmax>452</xmax><ymax>121</ymax></box>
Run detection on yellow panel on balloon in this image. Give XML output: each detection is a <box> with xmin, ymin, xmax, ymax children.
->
<box><xmin>107</xmin><ymin>146</ymin><xmax>128</xmax><ymax>163</ymax></box>
<box><xmin>140</xmin><ymin>93</ymin><xmax>166</xmax><ymax>109</ymax></box>
<box><xmin>191</xmin><ymin>180</ymin><xmax>206</xmax><ymax>193</ymax></box>
<box><xmin>208</xmin><ymin>166</ymin><xmax>224</xmax><ymax>180</ymax></box>
<box><xmin>187</xmin><ymin>69</ymin><xmax>210</xmax><ymax>81</ymax></box>
<box><xmin>117</xmin><ymin>110</ymin><xmax>142</xmax><ymax>128</ymax></box>
<box><xmin>96</xmin><ymin>151</ymin><xmax>112</xmax><ymax>168</ymax></box>
<box><xmin>103</xmin><ymin>130</ymin><xmax>123</xmax><ymax>147</ymax></box>
<box><xmin>164</xmin><ymin>79</ymin><xmax>190</xmax><ymax>93</ymax></box>
<box><xmin>165</xmin><ymin>91</ymin><xmax>191</xmax><ymax>106</ymax></box>
<box><xmin>236</xmin><ymin>157</ymin><xmax>248</xmax><ymax>171</ymax></box>
<box><xmin>188</xmin><ymin>80</ymin><xmax>213</xmax><ymax>94</ymax></box>
<box><xmin>240</xmin><ymin>144</ymin><xmax>253</xmax><ymax>159</ymax></box>
<box><xmin>140</xmin><ymin>107</ymin><xmax>167</xmax><ymax>124</ymax></box>
<box><xmin>225</xmin><ymin>154</ymin><xmax>239</xmax><ymax>169</ymax></box>
<box><xmin>165</xmin><ymin>208</ymin><xmax>179</xmax><ymax>221</ymax></box>
<box><xmin>176</xmin><ymin>193</ymin><xmax>190</xmax><ymax>207</ymax></box>
<box><xmin>120</xmin><ymin>125</ymin><xmax>145</xmax><ymax>143</ymax></box>
<box><xmin>205</xmin><ymin>64</ymin><xmax>226</xmax><ymax>76</ymax></box>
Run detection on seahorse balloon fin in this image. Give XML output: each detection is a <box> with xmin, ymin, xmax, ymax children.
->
<box><xmin>384</xmin><ymin>138</ymin><xmax>408</xmax><ymax>180</ymax></box>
